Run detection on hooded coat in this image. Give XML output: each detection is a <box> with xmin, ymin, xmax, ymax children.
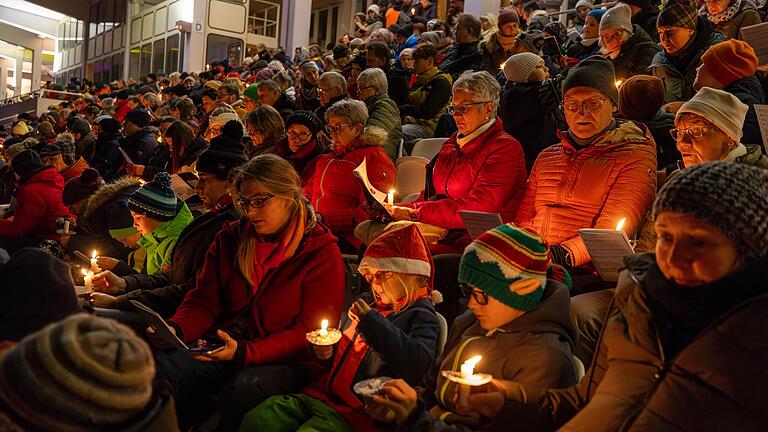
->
<box><xmin>514</xmin><ymin>121</ymin><xmax>657</xmax><ymax>267</ymax></box>
<box><xmin>428</xmin><ymin>281</ymin><xmax>579</xmax><ymax>430</ymax></box>
<box><xmin>364</xmin><ymin>92</ymin><xmax>402</xmax><ymax>161</ymax></box>
<box><xmin>91</xmin><ymin>131</ymin><xmax>125</xmax><ymax>182</ymax></box>
<box><xmin>170</xmin><ymin>221</ymin><xmax>345</xmax><ymax>368</ymax></box>
<box><xmin>302</xmin><ymin>126</ymin><xmax>395</xmax><ymax>249</ymax></box>
<box><xmin>0</xmin><ymin>167</ymin><xmax>72</xmax><ymax>240</ymax></box>
<box><xmin>67</xmin><ymin>177</ymin><xmax>140</xmax><ymax>262</ymax></box>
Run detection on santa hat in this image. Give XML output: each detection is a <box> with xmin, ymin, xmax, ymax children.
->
<box><xmin>358</xmin><ymin>224</ymin><xmax>442</xmax><ymax>304</ymax></box>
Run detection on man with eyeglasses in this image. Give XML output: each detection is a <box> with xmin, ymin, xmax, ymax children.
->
<box><xmin>314</xmin><ymin>71</ymin><xmax>349</xmax><ymax>124</ymax></box>
<box><xmin>514</xmin><ymin>57</ymin><xmax>656</xmax><ymax>291</ymax></box>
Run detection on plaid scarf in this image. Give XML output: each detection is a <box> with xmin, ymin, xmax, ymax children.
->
<box><xmin>700</xmin><ymin>0</ymin><xmax>742</xmax><ymax>25</ymax></box>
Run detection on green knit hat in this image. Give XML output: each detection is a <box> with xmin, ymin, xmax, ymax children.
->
<box><xmin>458</xmin><ymin>224</ymin><xmax>549</xmax><ymax>311</ymax></box>
<box><xmin>243</xmin><ymin>83</ymin><xmax>259</xmax><ymax>101</ymax></box>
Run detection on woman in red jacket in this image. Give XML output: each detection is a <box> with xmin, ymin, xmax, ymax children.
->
<box><xmin>0</xmin><ymin>149</ymin><xmax>73</xmax><ymax>253</ymax></box>
<box><xmin>302</xmin><ymin>99</ymin><xmax>395</xmax><ymax>252</ymax></box>
<box><xmin>155</xmin><ymin>155</ymin><xmax>345</xmax><ymax>430</ymax></box>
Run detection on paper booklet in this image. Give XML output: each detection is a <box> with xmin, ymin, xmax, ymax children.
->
<box><xmin>740</xmin><ymin>22</ymin><xmax>768</xmax><ymax>65</ymax></box>
<box><xmin>353</xmin><ymin>159</ymin><xmax>393</xmax><ymax>223</ymax></box>
<box><xmin>578</xmin><ymin>228</ymin><xmax>636</xmax><ymax>282</ymax></box>
<box><xmin>130</xmin><ymin>300</ymin><xmax>190</xmax><ymax>351</ymax></box>
<box><xmin>459</xmin><ymin>211</ymin><xmax>503</xmax><ymax>239</ymax></box>
<box><xmin>171</xmin><ymin>173</ymin><xmax>197</xmax><ymax>202</ymax></box>
<box><xmin>754</xmin><ymin>105</ymin><xmax>768</xmax><ymax>152</ymax></box>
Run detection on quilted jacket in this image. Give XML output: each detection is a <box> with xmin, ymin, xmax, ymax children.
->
<box><xmin>514</xmin><ymin>120</ymin><xmax>657</xmax><ymax>267</ymax></box>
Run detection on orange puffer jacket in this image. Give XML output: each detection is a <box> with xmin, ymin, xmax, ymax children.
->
<box><xmin>514</xmin><ymin>120</ymin><xmax>657</xmax><ymax>267</ymax></box>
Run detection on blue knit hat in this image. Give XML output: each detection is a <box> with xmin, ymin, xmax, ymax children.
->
<box><xmin>128</xmin><ymin>172</ymin><xmax>178</xmax><ymax>221</ymax></box>
<box><xmin>587</xmin><ymin>8</ymin><xmax>607</xmax><ymax>22</ymax></box>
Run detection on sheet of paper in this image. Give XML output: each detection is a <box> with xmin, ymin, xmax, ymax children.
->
<box><xmin>130</xmin><ymin>300</ymin><xmax>189</xmax><ymax>350</ymax></box>
<box><xmin>741</xmin><ymin>22</ymin><xmax>768</xmax><ymax>65</ymax></box>
<box><xmin>754</xmin><ymin>105</ymin><xmax>768</xmax><ymax>152</ymax></box>
<box><xmin>171</xmin><ymin>173</ymin><xmax>197</xmax><ymax>201</ymax></box>
<box><xmin>74</xmin><ymin>285</ymin><xmax>93</xmax><ymax>296</ymax></box>
<box><xmin>118</xmin><ymin>147</ymin><xmax>134</xmax><ymax>165</ymax></box>
<box><xmin>353</xmin><ymin>158</ymin><xmax>387</xmax><ymax>206</ymax></box>
<box><xmin>578</xmin><ymin>229</ymin><xmax>636</xmax><ymax>282</ymax></box>
<box><xmin>459</xmin><ymin>211</ymin><xmax>503</xmax><ymax>239</ymax></box>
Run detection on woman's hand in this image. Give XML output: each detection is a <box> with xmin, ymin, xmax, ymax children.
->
<box><xmin>92</xmin><ymin>270</ymin><xmax>127</xmax><ymax>294</ymax></box>
<box><xmin>89</xmin><ymin>292</ymin><xmax>117</xmax><ymax>308</ymax></box>
<box><xmin>390</xmin><ymin>206</ymin><xmax>415</xmax><ymax>222</ymax></box>
<box><xmin>96</xmin><ymin>256</ymin><xmax>119</xmax><ymax>271</ymax></box>
<box><xmin>348</xmin><ymin>299</ymin><xmax>371</xmax><ymax>324</ymax></box>
<box><xmin>367</xmin><ymin>379</ymin><xmax>419</xmax><ymax>426</ymax></box>
<box><xmin>453</xmin><ymin>379</ymin><xmax>513</xmax><ymax>418</ymax></box>
<box><xmin>192</xmin><ymin>330</ymin><xmax>238</xmax><ymax>362</ymax></box>
<box><xmin>313</xmin><ymin>344</ymin><xmax>334</xmax><ymax>360</ymax></box>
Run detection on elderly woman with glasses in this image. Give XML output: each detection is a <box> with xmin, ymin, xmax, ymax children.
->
<box><xmin>514</xmin><ymin>58</ymin><xmax>656</xmax><ymax>290</ymax></box>
<box><xmin>597</xmin><ymin>4</ymin><xmax>659</xmax><ymax>82</ymax></box>
<box><xmin>158</xmin><ymin>155</ymin><xmax>345</xmax><ymax>430</ymax></box>
<box><xmin>302</xmin><ymin>99</ymin><xmax>395</xmax><ymax>252</ymax></box>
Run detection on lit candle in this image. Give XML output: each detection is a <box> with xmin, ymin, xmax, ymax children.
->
<box><xmin>387</xmin><ymin>189</ymin><xmax>395</xmax><ymax>206</ymax></box>
<box><xmin>82</xmin><ymin>269</ymin><xmax>93</xmax><ymax>288</ymax></box>
<box><xmin>615</xmin><ymin>80</ymin><xmax>623</xmax><ymax>88</ymax></box>
<box><xmin>500</xmin><ymin>61</ymin><xmax>505</xmax><ymax>71</ymax></box>
<box><xmin>63</xmin><ymin>219</ymin><xmax>70</xmax><ymax>234</ymax></box>
<box><xmin>411</xmin><ymin>7</ymin><xmax>416</xmax><ymax>14</ymax></box>
<box><xmin>307</xmin><ymin>319</ymin><xmax>341</xmax><ymax>346</ymax></box>
<box><xmin>459</xmin><ymin>355</ymin><xmax>482</xmax><ymax>405</ymax></box>
<box><xmin>616</xmin><ymin>218</ymin><xmax>626</xmax><ymax>232</ymax></box>
<box><xmin>90</xmin><ymin>250</ymin><xmax>99</xmax><ymax>273</ymax></box>
<box><xmin>320</xmin><ymin>319</ymin><xmax>329</xmax><ymax>337</ymax></box>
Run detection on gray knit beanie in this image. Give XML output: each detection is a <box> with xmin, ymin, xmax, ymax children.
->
<box><xmin>0</xmin><ymin>314</ymin><xmax>156</xmax><ymax>431</ymax></box>
<box><xmin>599</xmin><ymin>4</ymin><xmax>633</xmax><ymax>34</ymax></box>
<box><xmin>503</xmin><ymin>52</ymin><xmax>544</xmax><ymax>83</ymax></box>
<box><xmin>653</xmin><ymin>161</ymin><xmax>768</xmax><ymax>261</ymax></box>
<box><xmin>562</xmin><ymin>56</ymin><xmax>619</xmax><ymax>104</ymax></box>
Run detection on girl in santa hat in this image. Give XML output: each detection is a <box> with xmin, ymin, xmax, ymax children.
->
<box><xmin>239</xmin><ymin>223</ymin><xmax>442</xmax><ymax>431</ymax></box>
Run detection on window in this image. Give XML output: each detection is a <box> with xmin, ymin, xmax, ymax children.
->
<box><xmin>331</xmin><ymin>6</ymin><xmax>338</xmax><ymax>48</ymax></box>
<box><xmin>129</xmin><ymin>46</ymin><xmax>140</xmax><ymax>80</ymax></box>
<box><xmin>89</xmin><ymin>4</ymin><xmax>99</xmax><ymax>39</ymax></box>
<box><xmin>153</xmin><ymin>38</ymin><xmax>165</xmax><ymax>74</ymax></box>
<box><xmin>112</xmin><ymin>53</ymin><xmax>123</xmax><ymax>82</ymax></box>
<box><xmin>317</xmin><ymin>9</ymin><xmax>328</xmax><ymax>48</ymax></box>
<box><xmin>140</xmin><ymin>43</ymin><xmax>152</xmax><ymax>78</ymax></box>
<box><xmin>206</xmin><ymin>34</ymin><xmax>242</xmax><ymax>66</ymax></box>
<box><xmin>166</xmin><ymin>33</ymin><xmax>180</xmax><ymax>74</ymax></box>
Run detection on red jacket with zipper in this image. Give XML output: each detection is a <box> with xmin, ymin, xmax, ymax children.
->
<box><xmin>514</xmin><ymin>120</ymin><xmax>657</xmax><ymax>267</ymax></box>
<box><xmin>401</xmin><ymin>118</ymin><xmax>527</xmax><ymax>253</ymax></box>
<box><xmin>302</xmin><ymin>127</ymin><xmax>395</xmax><ymax>248</ymax></box>
<box><xmin>170</xmin><ymin>220</ymin><xmax>345</xmax><ymax>367</ymax></box>
<box><xmin>0</xmin><ymin>167</ymin><xmax>73</xmax><ymax>239</ymax></box>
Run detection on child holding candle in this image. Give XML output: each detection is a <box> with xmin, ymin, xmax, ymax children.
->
<box><xmin>239</xmin><ymin>224</ymin><xmax>442</xmax><ymax>431</ymax></box>
<box><xmin>425</xmin><ymin>224</ymin><xmax>579</xmax><ymax>429</ymax></box>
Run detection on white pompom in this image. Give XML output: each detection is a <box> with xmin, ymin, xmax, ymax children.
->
<box><xmin>430</xmin><ymin>290</ymin><xmax>444</xmax><ymax>305</ymax></box>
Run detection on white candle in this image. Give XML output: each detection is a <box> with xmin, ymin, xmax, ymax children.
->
<box><xmin>319</xmin><ymin>319</ymin><xmax>329</xmax><ymax>337</ymax></box>
<box><xmin>616</xmin><ymin>218</ymin><xmax>626</xmax><ymax>232</ymax></box>
<box><xmin>459</xmin><ymin>355</ymin><xmax>482</xmax><ymax>406</ymax></box>
<box><xmin>63</xmin><ymin>220</ymin><xmax>70</xmax><ymax>234</ymax></box>
<box><xmin>387</xmin><ymin>190</ymin><xmax>395</xmax><ymax>206</ymax></box>
<box><xmin>411</xmin><ymin>7</ymin><xmax>416</xmax><ymax>14</ymax></box>
<box><xmin>82</xmin><ymin>269</ymin><xmax>93</xmax><ymax>288</ymax></box>
<box><xmin>90</xmin><ymin>250</ymin><xmax>99</xmax><ymax>273</ymax></box>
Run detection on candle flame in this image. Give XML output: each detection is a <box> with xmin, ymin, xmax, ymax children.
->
<box><xmin>616</xmin><ymin>218</ymin><xmax>626</xmax><ymax>232</ymax></box>
<box><xmin>465</xmin><ymin>355</ymin><xmax>482</xmax><ymax>368</ymax></box>
<box><xmin>321</xmin><ymin>319</ymin><xmax>328</xmax><ymax>331</ymax></box>
<box><xmin>500</xmin><ymin>61</ymin><xmax>505</xmax><ymax>70</ymax></box>
<box><xmin>461</xmin><ymin>355</ymin><xmax>482</xmax><ymax>378</ymax></box>
<box><xmin>91</xmin><ymin>250</ymin><xmax>97</xmax><ymax>259</ymax></box>
<box><xmin>81</xmin><ymin>268</ymin><xmax>88</xmax><ymax>276</ymax></box>
<box><xmin>615</xmin><ymin>80</ymin><xmax>623</xmax><ymax>88</ymax></box>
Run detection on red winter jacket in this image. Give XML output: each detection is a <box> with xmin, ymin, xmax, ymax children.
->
<box><xmin>171</xmin><ymin>220</ymin><xmax>345</xmax><ymax>367</ymax></box>
<box><xmin>514</xmin><ymin>120</ymin><xmax>657</xmax><ymax>267</ymax></box>
<box><xmin>303</xmin><ymin>127</ymin><xmax>395</xmax><ymax>248</ymax></box>
<box><xmin>0</xmin><ymin>167</ymin><xmax>73</xmax><ymax>239</ymax></box>
<box><xmin>401</xmin><ymin>118</ymin><xmax>527</xmax><ymax>253</ymax></box>
<box><xmin>114</xmin><ymin>99</ymin><xmax>131</xmax><ymax>122</ymax></box>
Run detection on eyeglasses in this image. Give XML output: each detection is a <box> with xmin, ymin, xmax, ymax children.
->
<box><xmin>447</xmin><ymin>101</ymin><xmax>490</xmax><ymax>116</ymax></box>
<box><xmin>669</xmin><ymin>126</ymin><xmax>715</xmax><ymax>142</ymax></box>
<box><xmin>236</xmin><ymin>194</ymin><xmax>274</xmax><ymax>210</ymax></box>
<box><xmin>317</xmin><ymin>87</ymin><xmax>336</xmax><ymax>96</ymax></box>
<box><xmin>325</xmin><ymin>123</ymin><xmax>353</xmax><ymax>135</ymax></box>
<box><xmin>287</xmin><ymin>130</ymin><xmax>311</xmax><ymax>140</ymax></box>
<box><xmin>460</xmin><ymin>283</ymin><xmax>489</xmax><ymax>305</ymax></box>
<box><xmin>358</xmin><ymin>85</ymin><xmax>375</xmax><ymax>92</ymax></box>
<box><xmin>562</xmin><ymin>98</ymin><xmax>607</xmax><ymax>114</ymax></box>
<box><xmin>601</xmin><ymin>31</ymin><xmax>626</xmax><ymax>43</ymax></box>
<box><xmin>361</xmin><ymin>271</ymin><xmax>394</xmax><ymax>285</ymax></box>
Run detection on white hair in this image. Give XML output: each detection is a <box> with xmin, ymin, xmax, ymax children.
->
<box><xmin>358</xmin><ymin>68</ymin><xmax>388</xmax><ymax>94</ymax></box>
<box><xmin>453</xmin><ymin>71</ymin><xmax>501</xmax><ymax>111</ymax></box>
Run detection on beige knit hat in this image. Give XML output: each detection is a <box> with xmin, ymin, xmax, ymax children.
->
<box><xmin>503</xmin><ymin>52</ymin><xmax>544</xmax><ymax>84</ymax></box>
<box><xmin>676</xmin><ymin>87</ymin><xmax>748</xmax><ymax>143</ymax></box>
<box><xmin>0</xmin><ymin>314</ymin><xmax>155</xmax><ymax>431</ymax></box>
<box><xmin>599</xmin><ymin>4</ymin><xmax>633</xmax><ymax>34</ymax></box>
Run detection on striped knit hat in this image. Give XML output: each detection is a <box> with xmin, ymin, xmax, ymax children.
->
<box><xmin>459</xmin><ymin>224</ymin><xmax>550</xmax><ymax>311</ymax></box>
<box><xmin>128</xmin><ymin>172</ymin><xmax>178</xmax><ymax>221</ymax></box>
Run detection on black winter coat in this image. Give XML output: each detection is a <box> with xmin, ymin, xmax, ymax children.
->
<box><xmin>724</xmin><ymin>75</ymin><xmax>766</xmax><ymax>149</ymax></box>
<box><xmin>91</xmin><ymin>132</ymin><xmax>125</xmax><ymax>182</ymax></box>
<box><xmin>611</xmin><ymin>25</ymin><xmax>661</xmax><ymax>81</ymax></box>
<box><xmin>383</xmin><ymin>64</ymin><xmax>410</xmax><ymax>107</ymax></box>
<box><xmin>121</xmin><ymin>128</ymin><xmax>158</xmax><ymax>166</ymax></box>
<box><xmin>115</xmin><ymin>204</ymin><xmax>239</xmax><ymax>318</ymax></box>
<box><xmin>272</xmin><ymin>92</ymin><xmax>299</xmax><ymax>123</ymax></box>
<box><xmin>439</xmin><ymin>41</ymin><xmax>483</xmax><ymax>81</ymax></box>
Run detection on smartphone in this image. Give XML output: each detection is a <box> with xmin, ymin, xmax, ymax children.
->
<box><xmin>188</xmin><ymin>339</ymin><xmax>225</xmax><ymax>356</ymax></box>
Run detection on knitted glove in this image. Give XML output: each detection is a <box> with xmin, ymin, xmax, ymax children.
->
<box><xmin>549</xmin><ymin>244</ymin><xmax>574</xmax><ymax>269</ymax></box>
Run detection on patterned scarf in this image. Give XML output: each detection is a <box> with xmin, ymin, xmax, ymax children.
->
<box><xmin>701</xmin><ymin>0</ymin><xmax>742</xmax><ymax>25</ymax></box>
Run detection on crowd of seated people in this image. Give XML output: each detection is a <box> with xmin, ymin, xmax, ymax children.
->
<box><xmin>1</xmin><ymin>0</ymin><xmax>768</xmax><ymax>430</ymax></box>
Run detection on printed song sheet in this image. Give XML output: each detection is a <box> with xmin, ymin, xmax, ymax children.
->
<box><xmin>578</xmin><ymin>229</ymin><xmax>636</xmax><ymax>282</ymax></box>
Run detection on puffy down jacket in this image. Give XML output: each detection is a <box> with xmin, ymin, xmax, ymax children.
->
<box><xmin>0</xmin><ymin>167</ymin><xmax>73</xmax><ymax>239</ymax></box>
<box><xmin>515</xmin><ymin>120</ymin><xmax>657</xmax><ymax>267</ymax></box>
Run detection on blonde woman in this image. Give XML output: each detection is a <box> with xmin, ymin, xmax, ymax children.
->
<box><xmin>158</xmin><ymin>154</ymin><xmax>345</xmax><ymax>430</ymax></box>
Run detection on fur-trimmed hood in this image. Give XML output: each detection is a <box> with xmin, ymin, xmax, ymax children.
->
<box><xmin>83</xmin><ymin>177</ymin><xmax>141</xmax><ymax>222</ymax></box>
<box><xmin>359</xmin><ymin>125</ymin><xmax>388</xmax><ymax>147</ymax></box>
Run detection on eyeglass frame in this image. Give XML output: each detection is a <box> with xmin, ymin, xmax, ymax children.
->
<box><xmin>236</xmin><ymin>193</ymin><xmax>275</xmax><ymax>210</ymax></box>
<box><xmin>325</xmin><ymin>123</ymin><xmax>354</xmax><ymax>135</ymax></box>
<box><xmin>447</xmin><ymin>101</ymin><xmax>491</xmax><ymax>116</ymax></box>
<box><xmin>460</xmin><ymin>283</ymin><xmax>489</xmax><ymax>305</ymax></box>
<box><xmin>286</xmin><ymin>129</ymin><xmax>312</xmax><ymax>140</ymax></box>
<box><xmin>360</xmin><ymin>270</ymin><xmax>394</xmax><ymax>285</ymax></box>
<box><xmin>669</xmin><ymin>126</ymin><xmax>717</xmax><ymax>142</ymax></box>
<box><xmin>561</xmin><ymin>97</ymin><xmax>608</xmax><ymax>114</ymax></box>
<box><xmin>600</xmin><ymin>30</ymin><xmax>627</xmax><ymax>43</ymax></box>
